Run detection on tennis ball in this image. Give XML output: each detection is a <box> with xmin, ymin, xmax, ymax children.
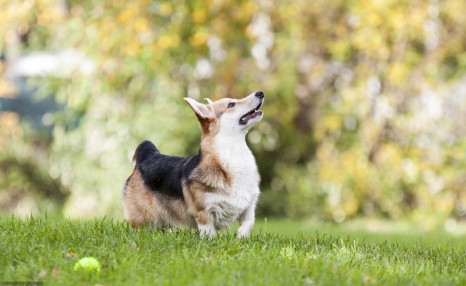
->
<box><xmin>74</xmin><ymin>257</ymin><xmax>101</xmax><ymax>272</ymax></box>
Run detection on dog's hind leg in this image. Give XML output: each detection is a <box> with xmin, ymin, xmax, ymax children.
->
<box><xmin>122</xmin><ymin>169</ymin><xmax>157</xmax><ymax>228</ymax></box>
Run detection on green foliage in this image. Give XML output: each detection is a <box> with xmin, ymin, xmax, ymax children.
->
<box><xmin>1</xmin><ymin>0</ymin><xmax>466</xmax><ymax>220</ymax></box>
<box><xmin>1</xmin><ymin>217</ymin><xmax>465</xmax><ymax>285</ymax></box>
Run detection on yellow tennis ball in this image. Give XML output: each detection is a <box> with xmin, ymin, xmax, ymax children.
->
<box><xmin>74</xmin><ymin>257</ymin><xmax>101</xmax><ymax>272</ymax></box>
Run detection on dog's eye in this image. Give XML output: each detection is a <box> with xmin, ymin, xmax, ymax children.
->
<box><xmin>227</xmin><ymin>102</ymin><xmax>236</xmax><ymax>108</ymax></box>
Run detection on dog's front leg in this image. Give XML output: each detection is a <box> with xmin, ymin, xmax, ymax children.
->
<box><xmin>196</xmin><ymin>211</ymin><xmax>216</xmax><ymax>238</ymax></box>
<box><xmin>237</xmin><ymin>197</ymin><xmax>258</xmax><ymax>238</ymax></box>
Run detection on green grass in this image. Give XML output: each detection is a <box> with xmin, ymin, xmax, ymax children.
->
<box><xmin>258</xmin><ymin>219</ymin><xmax>466</xmax><ymax>248</ymax></box>
<box><xmin>1</xmin><ymin>217</ymin><xmax>465</xmax><ymax>285</ymax></box>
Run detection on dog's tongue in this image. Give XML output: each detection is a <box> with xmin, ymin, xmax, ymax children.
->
<box><xmin>251</xmin><ymin>110</ymin><xmax>262</xmax><ymax>118</ymax></box>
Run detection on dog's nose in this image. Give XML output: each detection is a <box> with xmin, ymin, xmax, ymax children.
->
<box><xmin>255</xmin><ymin>91</ymin><xmax>264</xmax><ymax>99</ymax></box>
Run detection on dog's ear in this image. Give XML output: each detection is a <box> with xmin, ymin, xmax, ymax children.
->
<box><xmin>204</xmin><ymin>98</ymin><xmax>214</xmax><ymax>105</ymax></box>
<box><xmin>184</xmin><ymin>98</ymin><xmax>212</xmax><ymax>119</ymax></box>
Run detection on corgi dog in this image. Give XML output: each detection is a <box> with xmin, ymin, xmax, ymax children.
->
<box><xmin>122</xmin><ymin>91</ymin><xmax>264</xmax><ymax>238</ymax></box>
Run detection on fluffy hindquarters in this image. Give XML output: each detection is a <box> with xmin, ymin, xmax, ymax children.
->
<box><xmin>123</xmin><ymin>169</ymin><xmax>196</xmax><ymax>229</ymax></box>
<box><xmin>122</xmin><ymin>169</ymin><xmax>159</xmax><ymax>227</ymax></box>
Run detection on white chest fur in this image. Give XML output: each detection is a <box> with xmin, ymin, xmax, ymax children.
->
<box><xmin>204</xmin><ymin>136</ymin><xmax>260</xmax><ymax>229</ymax></box>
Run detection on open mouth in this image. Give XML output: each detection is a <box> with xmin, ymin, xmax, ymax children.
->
<box><xmin>239</xmin><ymin>101</ymin><xmax>263</xmax><ymax>125</ymax></box>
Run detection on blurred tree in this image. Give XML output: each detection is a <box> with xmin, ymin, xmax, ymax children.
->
<box><xmin>1</xmin><ymin>0</ymin><xmax>465</xmax><ymax>223</ymax></box>
<box><xmin>0</xmin><ymin>0</ymin><xmax>69</xmax><ymax>214</ymax></box>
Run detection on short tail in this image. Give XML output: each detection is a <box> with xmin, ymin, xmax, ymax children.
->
<box><xmin>133</xmin><ymin>140</ymin><xmax>159</xmax><ymax>165</ymax></box>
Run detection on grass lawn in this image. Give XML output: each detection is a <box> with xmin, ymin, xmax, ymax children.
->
<box><xmin>258</xmin><ymin>218</ymin><xmax>466</xmax><ymax>248</ymax></box>
<box><xmin>1</xmin><ymin>216</ymin><xmax>465</xmax><ymax>285</ymax></box>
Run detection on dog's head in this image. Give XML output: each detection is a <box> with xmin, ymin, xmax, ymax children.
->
<box><xmin>184</xmin><ymin>91</ymin><xmax>264</xmax><ymax>136</ymax></box>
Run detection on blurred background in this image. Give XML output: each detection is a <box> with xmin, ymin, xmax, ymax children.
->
<box><xmin>1</xmin><ymin>0</ymin><xmax>466</xmax><ymax>232</ymax></box>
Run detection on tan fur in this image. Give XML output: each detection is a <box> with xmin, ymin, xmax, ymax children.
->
<box><xmin>191</xmin><ymin>151</ymin><xmax>231</xmax><ymax>189</ymax></box>
<box><xmin>122</xmin><ymin>169</ymin><xmax>155</xmax><ymax>228</ymax></box>
<box><xmin>195</xmin><ymin>210</ymin><xmax>209</xmax><ymax>225</ymax></box>
<box><xmin>183</xmin><ymin>179</ymin><xmax>212</xmax><ymax>227</ymax></box>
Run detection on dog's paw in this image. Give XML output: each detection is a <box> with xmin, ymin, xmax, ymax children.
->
<box><xmin>236</xmin><ymin>226</ymin><xmax>251</xmax><ymax>238</ymax></box>
<box><xmin>199</xmin><ymin>225</ymin><xmax>216</xmax><ymax>239</ymax></box>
